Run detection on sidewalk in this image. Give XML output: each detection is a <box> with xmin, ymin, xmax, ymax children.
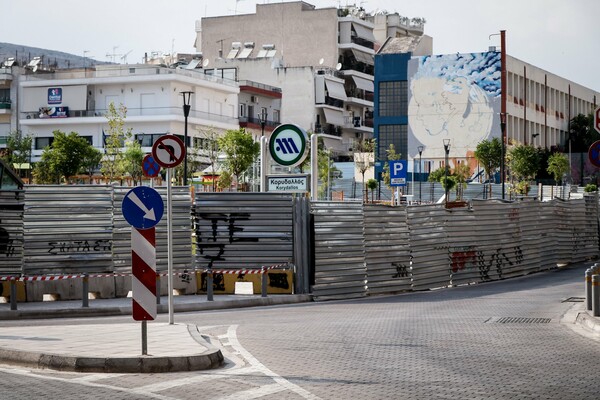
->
<box><xmin>0</xmin><ymin>293</ymin><xmax>311</xmax><ymax>373</ymax></box>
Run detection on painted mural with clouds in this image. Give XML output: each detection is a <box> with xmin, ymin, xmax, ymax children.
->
<box><xmin>407</xmin><ymin>51</ymin><xmax>501</xmax><ymax>160</ymax></box>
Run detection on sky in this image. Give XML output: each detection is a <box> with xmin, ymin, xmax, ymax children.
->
<box><xmin>2</xmin><ymin>0</ymin><xmax>599</xmax><ymax>92</ymax></box>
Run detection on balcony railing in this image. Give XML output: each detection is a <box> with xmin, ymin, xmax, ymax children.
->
<box><xmin>0</xmin><ymin>101</ymin><xmax>11</xmax><ymax>110</ymax></box>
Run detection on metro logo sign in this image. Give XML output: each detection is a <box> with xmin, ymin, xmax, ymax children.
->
<box><xmin>269</xmin><ymin>124</ymin><xmax>308</xmax><ymax>167</ymax></box>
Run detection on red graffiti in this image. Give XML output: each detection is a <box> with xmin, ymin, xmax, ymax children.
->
<box><xmin>451</xmin><ymin>251</ymin><xmax>477</xmax><ymax>273</ymax></box>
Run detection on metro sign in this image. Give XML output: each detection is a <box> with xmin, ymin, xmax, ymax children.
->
<box><xmin>269</xmin><ymin>124</ymin><xmax>308</xmax><ymax>167</ymax></box>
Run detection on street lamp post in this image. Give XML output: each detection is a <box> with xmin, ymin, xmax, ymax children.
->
<box><xmin>417</xmin><ymin>145</ymin><xmax>424</xmax><ymax>204</ymax></box>
<box><xmin>180</xmin><ymin>91</ymin><xmax>193</xmax><ymax>185</ymax></box>
<box><xmin>259</xmin><ymin>109</ymin><xmax>267</xmax><ymax>137</ymax></box>
<box><xmin>500</xmin><ymin>112</ymin><xmax>506</xmax><ymax>200</ymax></box>
<box><xmin>443</xmin><ymin>139</ymin><xmax>451</xmax><ymax>206</ymax></box>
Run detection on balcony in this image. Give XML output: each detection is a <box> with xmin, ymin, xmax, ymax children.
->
<box><xmin>239</xmin><ymin>115</ymin><xmax>279</xmax><ymax>132</ymax></box>
<box><xmin>0</xmin><ymin>101</ymin><xmax>11</xmax><ymax>114</ymax></box>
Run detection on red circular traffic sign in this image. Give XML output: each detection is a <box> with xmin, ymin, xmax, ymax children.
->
<box><xmin>151</xmin><ymin>135</ymin><xmax>185</xmax><ymax>168</ymax></box>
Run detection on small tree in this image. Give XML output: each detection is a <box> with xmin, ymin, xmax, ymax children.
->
<box><xmin>354</xmin><ymin>138</ymin><xmax>374</xmax><ymax>200</ymax></box>
<box><xmin>80</xmin><ymin>145</ymin><xmax>103</xmax><ymax>182</ymax></box>
<box><xmin>366</xmin><ymin>178</ymin><xmax>378</xmax><ymax>203</ymax></box>
<box><xmin>101</xmin><ymin>102</ymin><xmax>131</xmax><ymax>182</ymax></box>
<box><xmin>121</xmin><ymin>139</ymin><xmax>144</xmax><ymax>186</ymax></box>
<box><xmin>218</xmin><ymin>128</ymin><xmax>259</xmax><ymax>191</ymax></box>
<box><xmin>216</xmin><ymin>170</ymin><xmax>232</xmax><ymax>191</ymax></box>
<box><xmin>3</xmin><ymin>130</ymin><xmax>33</xmax><ymax>180</ymax></box>
<box><xmin>474</xmin><ymin>137</ymin><xmax>502</xmax><ymax>197</ymax></box>
<box><xmin>546</xmin><ymin>152</ymin><xmax>570</xmax><ymax>186</ymax></box>
<box><xmin>508</xmin><ymin>143</ymin><xmax>540</xmax><ymax>195</ymax></box>
<box><xmin>198</xmin><ymin>127</ymin><xmax>221</xmax><ymax>191</ymax></box>
<box><xmin>453</xmin><ymin>163</ymin><xmax>472</xmax><ymax>200</ymax></box>
<box><xmin>428</xmin><ymin>167</ymin><xmax>446</xmax><ymax>183</ymax></box>
<box><xmin>34</xmin><ymin>130</ymin><xmax>94</xmax><ymax>184</ymax></box>
<box><xmin>381</xmin><ymin>144</ymin><xmax>400</xmax><ymax>188</ymax></box>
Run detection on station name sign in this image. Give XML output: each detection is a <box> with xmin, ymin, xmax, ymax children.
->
<box><xmin>267</xmin><ymin>175</ymin><xmax>309</xmax><ymax>192</ymax></box>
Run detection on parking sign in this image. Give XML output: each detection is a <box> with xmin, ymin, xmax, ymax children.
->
<box><xmin>389</xmin><ymin>160</ymin><xmax>407</xmax><ymax>187</ymax></box>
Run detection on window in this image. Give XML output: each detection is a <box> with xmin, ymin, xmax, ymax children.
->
<box><xmin>379</xmin><ymin>81</ymin><xmax>408</xmax><ymax>116</ymax></box>
<box><xmin>35</xmin><ymin>137</ymin><xmax>54</xmax><ymax>149</ymax></box>
<box><xmin>135</xmin><ymin>133</ymin><xmax>165</xmax><ymax>147</ymax></box>
<box><xmin>273</xmin><ymin>110</ymin><xmax>280</xmax><ymax>123</ymax></box>
<box><xmin>378</xmin><ymin>125</ymin><xmax>407</xmax><ymax>162</ymax></box>
<box><xmin>81</xmin><ymin>136</ymin><xmax>93</xmax><ymax>145</ymax></box>
<box><xmin>239</xmin><ymin>104</ymin><xmax>245</xmax><ymax>118</ymax></box>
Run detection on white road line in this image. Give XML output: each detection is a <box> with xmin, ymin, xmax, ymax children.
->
<box><xmin>213</xmin><ymin>383</ymin><xmax>287</xmax><ymax>400</ymax></box>
<box><xmin>135</xmin><ymin>366</ymin><xmax>260</xmax><ymax>392</ymax></box>
<box><xmin>70</xmin><ymin>373</ymin><xmax>126</xmax><ymax>383</ymax></box>
<box><xmin>226</xmin><ymin>325</ymin><xmax>322</xmax><ymax>400</ymax></box>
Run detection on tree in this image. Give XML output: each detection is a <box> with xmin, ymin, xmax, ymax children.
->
<box><xmin>546</xmin><ymin>152</ymin><xmax>570</xmax><ymax>186</ymax></box>
<box><xmin>474</xmin><ymin>137</ymin><xmax>502</xmax><ymax>196</ymax></box>
<box><xmin>427</xmin><ymin>167</ymin><xmax>446</xmax><ymax>183</ymax></box>
<box><xmin>508</xmin><ymin>143</ymin><xmax>540</xmax><ymax>195</ymax></box>
<box><xmin>366</xmin><ymin>178</ymin><xmax>377</xmax><ymax>203</ymax></box>
<box><xmin>217</xmin><ymin>128</ymin><xmax>259</xmax><ymax>191</ymax></box>
<box><xmin>354</xmin><ymin>138</ymin><xmax>374</xmax><ymax>200</ymax></box>
<box><xmin>381</xmin><ymin>144</ymin><xmax>400</xmax><ymax>188</ymax></box>
<box><xmin>121</xmin><ymin>139</ymin><xmax>144</xmax><ymax>186</ymax></box>
<box><xmin>80</xmin><ymin>145</ymin><xmax>103</xmax><ymax>182</ymax></box>
<box><xmin>453</xmin><ymin>163</ymin><xmax>472</xmax><ymax>200</ymax></box>
<box><xmin>317</xmin><ymin>148</ymin><xmax>341</xmax><ymax>200</ymax></box>
<box><xmin>197</xmin><ymin>127</ymin><xmax>221</xmax><ymax>191</ymax></box>
<box><xmin>2</xmin><ymin>130</ymin><xmax>33</xmax><ymax>180</ymax></box>
<box><xmin>101</xmin><ymin>102</ymin><xmax>131</xmax><ymax>182</ymax></box>
<box><xmin>33</xmin><ymin>130</ymin><xmax>95</xmax><ymax>184</ymax></box>
<box><xmin>216</xmin><ymin>170</ymin><xmax>232</xmax><ymax>191</ymax></box>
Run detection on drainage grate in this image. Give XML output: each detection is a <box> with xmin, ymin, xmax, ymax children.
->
<box><xmin>494</xmin><ymin>317</ymin><xmax>552</xmax><ymax>324</ymax></box>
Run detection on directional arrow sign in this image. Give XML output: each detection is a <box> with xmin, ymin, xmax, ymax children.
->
<box><xmin>122</xmin><ymin>186</ymin><xmax>164</xmax><ymax>230</ymax></box>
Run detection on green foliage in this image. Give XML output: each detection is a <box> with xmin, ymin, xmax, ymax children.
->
<box><xmin>354</xmin><ymin>138</ymin><xmax>375</xmax><ymax>184</ymax></box>
<box><xmin>80</xmin><ymin>145</ymin><xmax>103</xmax><ymax>178</ymax></box>
<box><xmin>570</xmin><ymin>112</ymin><xmax>599</xmax><ymax>152</ymax></box>
<box><xmin>508</xmin><ymin>144</ymin><xmax>540</xmax><ymax>181</ymax></box>
<box><xmin>584</xmin><ymin>184</ymin><xmax>598</xmax><ymax>193</ymax></box>
<box><xmin>428</xmin><ymin>167</ymin><xmax>446</xmax><ymax>182</ymax></box>
<box><xmin>33</xmin><ymin>131</ymin><xmax>95</xmax><ymax>184</ymax></box>
<box><xmin>441</xmin><ymin>175</ymin><xmax>457</xmax><ymax>192</ymax></box>
<box><xmin>101</xmin><ymin>102</ymin><xmax>131</xmax><ymax>182</ymax></box>
<box><xmin>381</xmin><ymin>144</ymin><xmax>400</xmax><ymax>187</ymax></box>
<box><xmin>513</xmin><ymin>180</ymin><xmax>530</xmax><ymax>195</ymax></box>
<box><xmin>546</xmin><ymin>152</ymin><xmax>570</xmax><ymax>185</ymax></box>
<box><xmin>366</xmin><ymin>178</ymin><xmax>377</xmax><ymax>203</ymax></box>
<box><xmin>3</xmin><ymin>130</ymin><xmax>33</xmax><ymax>165</ymax></box>
<box><xmin>317</xmin><ymin>148</ymin><xmax>340</xmax><ymax>199</ymax></box>
<box><xmin>216</xmin><ymin>170</ymin><xmax>232</xmax><ymax>191</ymax></box>
<box><xmin>121</xmin><ymin>139</ymin><xmax>144</xmax><ymax>185</ymax></box>
<box><xmin>217</xmin><ymin>128</ymin><xmax>259</xmax><ymax>191</ymax></box>
<box><xmin>453</xmin><ymin>163</ymin><xmax>471</xmax><ymax>200</ymax></box>
<box><xmin>474</xmin><ymin>138</ymin><xmax>502</xmax><ymax>183</ymax></box>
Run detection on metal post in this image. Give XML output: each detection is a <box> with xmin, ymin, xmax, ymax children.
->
<box><xmin>586</xmin><ymin>269</ymin><xmax>593</xmax><ymax>311</ymax></box>
<box><xmin>167</xmin><ymin>167</ymin><xmax>174</xmax><ymax>324</ymax></box>
<box><xmin>156</xmin><ymin>274</ymin><xmax>161</xmax><ymax>305</ymax></box>
<box><xmin>500</xmin><ymin>113</ymin><xmax>506</xmax><ymax>200</ymax></box>
<box><xmin>593</xmin><ymin>274</ymin><xmax>600</xmax><ymax>317</ymax></box>
<box><xmin>141</xmin><ymin>320</ymin><xmax>148</xmax><ymax>355</ymax></box>
<box><xmin>261</xmin><ymin>267</ymin><xmax>268</xmax><ymax>298</ymax></box>
<box><xmin>10</xmin><ymin>279</ymin><xmax>17</xmax><ymax>311</ymax></box>
<box><xmin>443</xmin><ymin>139</ymin><xmax>450</xmax><ymax>206</ymax></box>
<box><xmin>180</xmin><ymin>91</ymin><xmax>193</xmax><ymax>186</ymax></box>
<box><xmin>260</xmin><ymin>136</ymin><xmax>268</xmax><ymax>192</ymax></box>
<box><xmin>82</xmin><ymin>273</ymin><xmax>89</xmax><ymax>308</ymax></box>
<box><xmin>418</xmin><ymin>145</ymin><xmax>424</xmax><ymax>204</ymax></box>
<box><xmin>310</xmin><ymin>134</ymin><xmax>319</xmax><ymax>200</ymax></box>
<box><xmin>207</xmin><ymin>270</ymin><xmax>214</xmax><ymax>301</ymax></box>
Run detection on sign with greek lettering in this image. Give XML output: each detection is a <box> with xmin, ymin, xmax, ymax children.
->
<box><xmin>268</xmin><ymin>124</ymin><xmax>308</xmax><ymax>167</ymax></box>
<box><xmin>267</xmin><ymin>175</ymin><xmax>309</xmax><ymax>192</ymax></box>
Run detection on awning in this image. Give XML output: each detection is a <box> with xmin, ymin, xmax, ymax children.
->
<box><xmin>352</xmin><ymin>23</ymin><xmax>376</xmax><ymax>42</ymax></box>
<box><xmin>352</xmin><ymin>76</ymin><xmax>374</xmax><ymax>92</ymax></box>
<box><xmin>323</xmin><ymin>108</ymin><xmax>346</xmax><ymax>126</ymax></box>
<box><xmin>351</xmin><ymin>49</ymin><xmax>374</xmax><ymax>66</ymax></box>
<box><xmin>324</xmin><ymin>79</ymin><xmax>348</xmax><ymax>101</ymax></box>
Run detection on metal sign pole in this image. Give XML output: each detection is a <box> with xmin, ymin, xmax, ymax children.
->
<box><xmin>167</xmin><ymin>167</ymin><xmax>174</xmax><ymax>324</ymax></box>
<box><xmin>141</xmin><ymin>320</ymin><xmax>147</xmax><ymax>355</ymax></box>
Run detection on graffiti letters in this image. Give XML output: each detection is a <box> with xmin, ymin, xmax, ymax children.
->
<box><xmin>48</xmin><ymin>239</ymin><xmax>112</xmax><ymax>255</ymax></box>
<box><xmin>448</xmin><ymin>246</ymin><xmax>524</xmax><ymax>280</ymax></box>
<box><xmin>268</xmin><ymin>272</ymin><xmax>290</xmax><ymax>289</ymax></box>
<box><xmin>392</xmin><ymin>262</ymin><xmax>409</xmax><ymax>278</ymax></box>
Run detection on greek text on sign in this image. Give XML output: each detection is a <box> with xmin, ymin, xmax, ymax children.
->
<box><xmin>269</xmin><ymin>124</ymin><xmax>308</xmax><ymax>167</ymax></box>
<box><xmin>151</xmin><ymin>135</ymin><xmax>185</xmax><ymax>168</ymax></box>
<box><xmin>267</xmin><ymin>175</ymin><xmax>309</xmax><ymax>192</ymax></box>
<box><xmin>389</xmin><ymin>160</ymin><xmax>408</xmax><ymax>187</ymax></box>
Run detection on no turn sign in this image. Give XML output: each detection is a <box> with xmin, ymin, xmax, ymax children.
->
<box><xmin>152</xmin><ymin>135</ymin><xmax>186</xmax><ymax>168</ymax></box>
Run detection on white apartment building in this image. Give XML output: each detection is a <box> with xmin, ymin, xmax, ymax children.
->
<box><xmin>14</xmin><ymin>64</ymin><xmax>240</xmax><ymax>165</ymax></box>
<box><xmin>195</xmin><ymin>1</ymin><xmax>429</xmax><ymax>160</ymax></box>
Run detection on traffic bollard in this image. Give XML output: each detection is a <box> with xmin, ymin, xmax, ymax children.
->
<box><xmin>82</xmin><ymin>273</ymin><xmax>89</xmax><ymax>308</ymax></box>
<box><xmin>261</xmin><ymin>268</ymin><xmax>268</xmax><ymax>298</ymax></box>
<box><xmin>586</xmin><ymin>269</ymin><xmax>593</xmax><ymax>311</ymax></box>
<box><xmin>593</xmin><ymin>274</ymin><xmax>600</xmax><ymax>317</ymax></box>
<box><xmin>10</xmin><ymin>279</ymin><xmax>17</xmax><ymax>311</ymax></box>
<box><xmin>207</xmin><ymin>270</ymin><xmax>214</xmax><ymax>301</ymax></box>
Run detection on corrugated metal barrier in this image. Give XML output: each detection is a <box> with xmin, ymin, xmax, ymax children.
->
<box><xmin>0</xmin><ymin>190</ymin><xmax>24</xmax><ymax>275</ymax></box>
<box><xmin>311</xmin><ymin>201</ymin><xmax>366</xmax><ymax>300</ymax></box>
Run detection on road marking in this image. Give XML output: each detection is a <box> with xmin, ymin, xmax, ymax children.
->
<box><xmin>226</xmin><ymin>325</ymin><xmax>322</xmax><ymax>400</ymax></box>
<box><xmin>214</xmin><ymin>383</ymin><xmax>287</xmax><ymax>400</ymax></box>
<box><xmin>135</xmin><ymin>366</ymin><xmax>260</xmax><ymax>392</ymax></box>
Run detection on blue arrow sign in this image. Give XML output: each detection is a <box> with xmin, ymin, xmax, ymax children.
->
<box><xmin>389</xmin><ymin>160</ymin><xmax>408</xmax><ymax>187</ymax></box>
<box><xmin>122</xmin><ymin>186</ymin><xmax>164</xmax><ymax>230</ymax></box>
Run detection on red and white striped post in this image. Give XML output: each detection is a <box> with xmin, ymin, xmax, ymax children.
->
<box><xmin>132</xmin><ymin>227</ymin><xmax>157</xmax><ymax>355</ymax></box>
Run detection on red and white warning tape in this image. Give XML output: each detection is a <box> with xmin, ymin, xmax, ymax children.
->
<box><xmin>206</xmin><ymin>263</ymin><xmax>290</xmax><ymax>275</ymax></box>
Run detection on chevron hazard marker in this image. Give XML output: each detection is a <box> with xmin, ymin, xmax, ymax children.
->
<box><xmin>132</xmin><ymin>227</ymin><xmax>157</xmax><ymax>321</ymax></box>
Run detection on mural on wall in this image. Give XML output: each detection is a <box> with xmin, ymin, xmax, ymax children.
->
<box><xmin>407</xmin><ymin>51</ymin><xmax>501</xmax><ymax>161</ymax></box>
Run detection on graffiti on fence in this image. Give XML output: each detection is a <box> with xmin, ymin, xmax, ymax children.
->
<box><xmin>392</xmin><ymin>262</ymin><xmax>410</xmax><ymax>278</ymax></box>
<box><xmin>47</xmin><ymin>239</ymin><xmax>112</xmax><ymax>255</ymax></box>
<box><xmin>0</xmin><ymin>221</ymin><xmax>15</xmax><ymax>257</ymax></box>
<box><xmin>180</xmin><ymin>270</ymin><xmax>191</xmax><ymax>284</ymax></box>
<box><xmin>476</xmin><ymin>246</ymin><xmax>523</xmax><ymax>280</ymax></box>
<box><xmin>268</xmin><ymin>272</ymin><xmax>290</xmax><ymax>289</ymax></box>
<box><xmin>450</xmin><ymin>247</ymin><xmax>478</xmax><ymax>273</ymax></box>
<box><xmin>196</xmin><ymin>212</ymin><xmax>259</xmax><ymax>268</ymax></box>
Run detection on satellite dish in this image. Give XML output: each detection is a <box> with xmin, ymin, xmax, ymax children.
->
<box><xmin>319</xmin><ymin>58</ymin><xmax>324</xmax><ymax>65</ymax></box>
<box><xmin>335</xmin><ymin>63</ymin><xmax>342</xmax><ymax>71</ymax></box>
<box><xmin>202</xmin><ymin>58</ymin><xmax>210</xmax><ymax>67</ymax></box>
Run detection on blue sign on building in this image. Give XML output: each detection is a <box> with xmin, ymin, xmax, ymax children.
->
<box><xmin>48</xmin><ymin>88</ymin><xmax>62</xmax><ymax>104</ymax></box>
<box><xmin>389</xmin><ymin>160</ymin><xmax>408</xmax><ymax>187</ymax></box>
<box><xmin>122</xmin><ymin>186</ymin><xmax>164</xmax><ymax>230</ymax></box>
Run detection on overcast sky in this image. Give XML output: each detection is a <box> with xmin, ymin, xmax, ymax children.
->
<box><xmin>2</xmin><ymin>0</ymin><xmax>599</xmax><ymax>92</ymax></box>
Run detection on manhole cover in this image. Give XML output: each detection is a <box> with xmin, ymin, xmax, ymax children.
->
<box><xmin>486</xmin><ymin>317</ymin><xmax>552</xmax><ymax>324</ymax></box>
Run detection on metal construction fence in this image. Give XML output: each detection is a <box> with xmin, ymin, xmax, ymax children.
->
<box><xmin>0</xmin><ymin>187</ymin><xmax>598</xmax><ymax>302</ymax></box>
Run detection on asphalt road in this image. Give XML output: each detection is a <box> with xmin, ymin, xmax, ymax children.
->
<box><xmin>0</xmin><ymin>262</ymin><xmax>598</xmax><ymax>399</ymax></box>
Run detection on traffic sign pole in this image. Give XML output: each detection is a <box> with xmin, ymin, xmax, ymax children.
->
<box><xmin>167</xmin><ymin>167</ymin><xmax>174</xmax><ymax>325</ymax></box>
